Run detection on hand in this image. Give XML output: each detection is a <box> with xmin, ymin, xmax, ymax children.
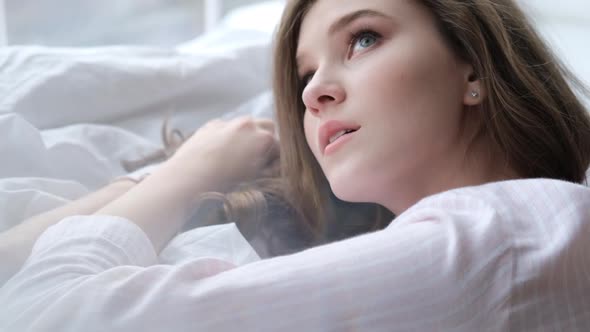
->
<box><xmin>94</xmin><ymin>117</ymin><xmax>279</xmax><ymax>252</ymax></box>
<box><xmin>165</xmin><ymin>116</ymin><xmax>279</xmax><ymax>193</ymax></box>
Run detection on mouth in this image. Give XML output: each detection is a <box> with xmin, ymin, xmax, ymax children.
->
<box><xmin>319</xmin><ymin>121</ymin><xmax>361</xmax><ymax>155</ymax></box>
<box><xmin>328</xmin><ymin>128</ymin><xmax>357</xmax><ymax>144</ymax></box>
<box><xmin>324</xmin><ymin>129</ymin><xmax>358</xmax><ymax>150</ymax></box>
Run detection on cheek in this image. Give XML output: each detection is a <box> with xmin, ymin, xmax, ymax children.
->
<box><xmin>303</xmin><ymin>112</ymin><xmax>318</xmax><ymax>154</ymax></box>
<box><xmin>357</xmin><ymin>39</ymin><xmax>465</xmax><ymax>129</ymax></box>
<box><xmin>354</xmin><ymin>51</ymin><xmax>416</xmax><ymax>110</ymax></box>
<box><xmin>359</xmin><ymin>35</ymin><xmax>463</xmax><ymax>100</ymax></box>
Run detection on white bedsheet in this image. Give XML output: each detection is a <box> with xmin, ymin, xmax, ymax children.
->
<box><xmin>0</xmin><ymin>3</ymin><xmax>285</xmax><ymax>274</ymax></box>
<box><xmin>0</xmin><ymin>0</ymin><xmax>588</xmax><ymax>259</ymax></box>
<box><xmin>0</xmin><ymin>28</ymin><xmax>279</xmax><ymax>278</ymax></box>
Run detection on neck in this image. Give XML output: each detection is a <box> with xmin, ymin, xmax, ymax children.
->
<box><xmin>384</xmin><ymin>131</ymin><xmax>520</xmax><ymax>215</ymax></box>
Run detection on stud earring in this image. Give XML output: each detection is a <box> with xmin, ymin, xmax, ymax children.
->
<box><xmin>470</xmin><ymin>90</ymin><xmax>480</xmax><ymax>98</ymax></box>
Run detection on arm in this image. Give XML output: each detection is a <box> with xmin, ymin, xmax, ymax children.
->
<box><xmin>9</xmin><ymin>118</ymin><xmax>501</xmax><ymax>331</ymax></box>
<box><xmin>95</xmin><ymin>117</ymin><xmax>279</xmax><ymax>252</ymax></box>
<box><xmin>1</xmin><ymin>116</ymin><xmax>276</xmax><ymax>281</ymax></box>
<box><xmin>0</xmin><ymin>180</ymin><xmax>136</xmax><ymax>285</ymax></box>
<box><xmin>0</xmin><ymin>208</ymin><xmax>510</xmax><ymax>332</ymax></box>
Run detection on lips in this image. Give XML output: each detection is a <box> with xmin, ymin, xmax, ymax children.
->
<box><xmin>318</xmin><ymin>120</ymin><xmax>361</xmax><ymax>154</ymax></box>
<box><xmin>328</xmin><ymin>129</ymin><xmax>354</xmax><ymax>144</ymax></box>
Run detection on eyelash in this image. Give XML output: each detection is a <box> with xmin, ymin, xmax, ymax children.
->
<box><xmin>298</xmin><ymin>27</ymin><xmax>383</xmax><ymax>87</ymax></box>
<box><xmin>348</xmin><ymin>28</ymin><xmax>382</xmax><ymax>56</ymax></box>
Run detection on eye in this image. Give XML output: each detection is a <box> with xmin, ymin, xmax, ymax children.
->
<box><xmin>349</xmin><ymin>30</ymin><xmax>381</xmax><ymax>56</ymax></box>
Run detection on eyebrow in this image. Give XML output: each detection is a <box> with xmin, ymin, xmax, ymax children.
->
<box><xmin>297</xmin><ymin>9</ymin><xmax>393</xmax><ymax>71</ymax></box>
<box><xmin>328</xmin><ymin>9</ymin><xmax>392</xmax><ymax>35</ymax></box>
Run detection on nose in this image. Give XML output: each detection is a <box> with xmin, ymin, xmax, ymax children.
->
<box><xmin>301</xmin><ymin>72</ymin><xmax>346</xmax><ymax>116</ymax></box>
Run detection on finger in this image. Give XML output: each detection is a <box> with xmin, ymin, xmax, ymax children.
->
<box><xmin>259</xmin><ymin>160</ymin><xmax>280</xmax><ymax>178</ymax></box>
<box><xmin>268</xmin><ymin>155</ymin><xmax>281</xmax><ymax>170</ymax></box>
<box><xmin>256</xmin><ymin>119</ymin><xmax>276</xmax><ymax>135</ymax></box>
<box><xmin>259</xmin><ymin>149</ymin><xmax>281</xmax><ymax>178</ymax></box>
<box><xmin>265</xmin><ymin>136</ymin><xmax>280</xmax><ymax>162</ymax></box>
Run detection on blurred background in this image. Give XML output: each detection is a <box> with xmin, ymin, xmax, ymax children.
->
<box><xmin>0</xmin><ymin>0</ymin><xmax>588</xmax><ymax>84</ymax></box>
<box><xmin>0</xmin><ymin>0</ymin><xmax>271</xmax><ymax>47</ymax></box>
<box><xmin>2</xmin><ymin>1</ymin><xmax>587</xmax><ymax>46</ymax></box>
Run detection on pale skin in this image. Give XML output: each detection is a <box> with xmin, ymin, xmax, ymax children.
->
<box><xmin>2</xmin><ymin>0</ymin><xmax>521</xmax><ymax>282</ymax></box>
<box><xmin>0</xmin><ymin>116</ymin><xmax>279</xmax><ymax>283</ymax></box>
<box><xmin>298</xmin><ymin>0</ymin><xmax>518</xmax><ymax>214</ymax></box>
<box><xmin>94</xmin><ymin>117</ymin><xmax>279</xmax><ymax>252</ymax></box>
<box><xmin>86</xmin><ymin>0</ymin><xmax>514</xmax><ymax>255</ymax></box>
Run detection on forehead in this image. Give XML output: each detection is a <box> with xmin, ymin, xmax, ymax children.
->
<box><xmin>297</xmin><ymin>0</ymin><xmax>419</xmax><ymax>55</ymax></box>
<box><xmin>299</xmin><ymin>0</ymin><xmax>391</xmax><ymax>35</ymax></box>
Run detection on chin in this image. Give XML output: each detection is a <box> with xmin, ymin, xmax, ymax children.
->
<box><xmin>325</xmin><ymin>164</ymin><xmax>389</xmax><ymax>204</ymax></box>
<box><xmin>328</xmin><ymin>174</ymin><xmax>370</xmax><ymax>203</ymax></box>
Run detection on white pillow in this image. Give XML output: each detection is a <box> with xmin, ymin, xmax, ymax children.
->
<box><xmin>0</xmin><ymin>28</ymin><xmax>273</xmax><ymax>140</ymax></box>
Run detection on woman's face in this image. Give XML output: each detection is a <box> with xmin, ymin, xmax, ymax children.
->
<box><xmin>298</xmin><ymin>0</ymin><xmax>484</xmax><ymax>213</ymax></box>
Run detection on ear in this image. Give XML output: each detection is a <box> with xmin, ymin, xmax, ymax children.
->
<box><xmin>462</xmin><ymin>66</ymin><xmax>486</xmax><ymax>106</ymax></box>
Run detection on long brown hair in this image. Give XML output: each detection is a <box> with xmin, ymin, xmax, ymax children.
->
<box><xmin>269</xmin><ymin>0</ymin><xmax>590</xmax><ymax>245</ymax></box>
<box><xmin>141</xmin><ymin>0</ymin><xmax>590</xmax><ymax>257</ymax></box>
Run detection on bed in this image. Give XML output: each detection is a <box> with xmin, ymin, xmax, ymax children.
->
<box><xmin>0</xmin><ymin>0</ymin><xmax>589</xmax><ymax>267</ymax></box>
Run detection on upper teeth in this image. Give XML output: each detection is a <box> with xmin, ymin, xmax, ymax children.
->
<box><xmin>329</xmin><ymin>129</ymin><xmax>353</xmax><ymax>144</ymax></box>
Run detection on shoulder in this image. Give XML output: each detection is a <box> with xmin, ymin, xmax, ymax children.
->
<box><xmin>385</xmin><ymin>179</ymin><xmax>590</xmax><ymax>330</ymax></box>
<box><xmin>391</xmin><ymin>178</ymin><xmax>590</xmax><ymax>246</ymax></box>
<box><xmin>400</xmin><ymin>178</ymin><xmax>590</xmax><ymax>222</ymax></box>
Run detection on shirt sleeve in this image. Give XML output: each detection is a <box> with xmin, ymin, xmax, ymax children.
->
<box><xmin>0</xmin><ymin>201</ymin><xmax>513</xmax><ymax>332</ymax></box>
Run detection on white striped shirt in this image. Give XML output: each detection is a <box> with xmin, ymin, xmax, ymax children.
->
<box><xmin>1</xmin><ymin>178</ymin><xmax>589</xmax><ymax>331</ymax></box>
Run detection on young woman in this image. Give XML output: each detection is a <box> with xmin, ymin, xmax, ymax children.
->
<box><xmin>2</xmin><ymin>0</ymin><xmax>590</xmax><ymax>331</ymax></box>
